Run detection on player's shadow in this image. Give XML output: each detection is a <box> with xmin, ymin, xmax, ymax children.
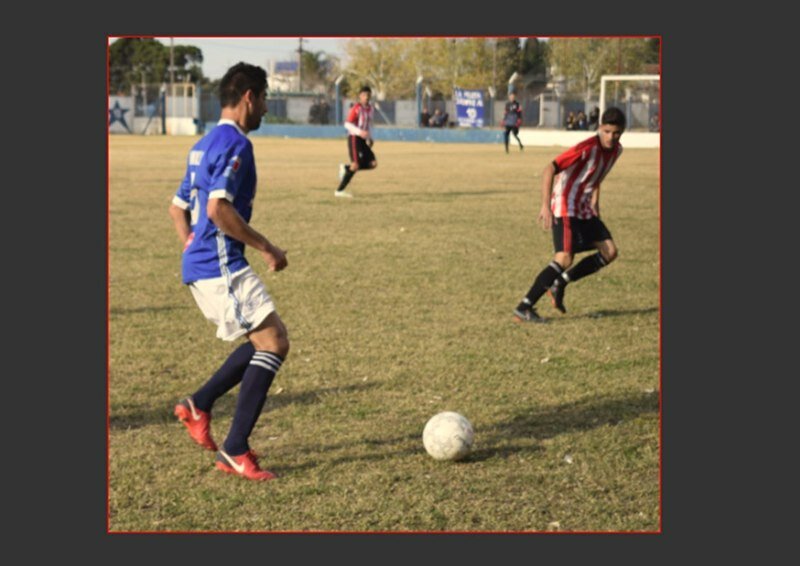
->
<box><xmin>569</xmin><ymin>306</ymin><xmax>659</xmax><ymax>320</ymax></box>
<box><xmin>375</xmin><ymin>188</ymin><xmax>529</xmax><ymax>201</ymax></box>
<box><xmin>467</xmin><ymin>390</ymin><xmax>659</xmax><ymax>462</ymax></box>
<box><xmin>110</xmin><ymin>304</ymin><xmax>191</xmax><ymax>315</ymax></box>
<box><xmin>109</xmin><ymin>381</ymin><xmax>379</xmax><ymax>431</ymax></box>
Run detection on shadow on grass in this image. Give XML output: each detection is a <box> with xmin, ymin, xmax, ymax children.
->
<box><xmin>568</xmin><ymin>306</ymin><xmax>659</xmax><ymax>320</ymax></box>
<box><xmin>273</xmin><ymin>390</ymin><xmax>659</xmax><ymax>473</ymax></box>
<box><xmin>109</xmin><ymin>381</ymin><xmax>380</xmax><ymax>431</ymax></box>
<box><xmin>110</xmin><ymin>305</ymin><xmax>191</xmax><ymax>315</ymax></box>
<box><xmin>371</xmin><ymin>188</ymin><xmax>529</xmax><ymax>201</ymax></box>
<box><xmin>469</xmin><ymin>390</ymin><xmax>659</xmax><ymax>462</ymax></box>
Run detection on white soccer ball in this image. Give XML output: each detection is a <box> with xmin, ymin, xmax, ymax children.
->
<box><xmin>422</xmin><ymin>411</ymin><xmax>474</xmax><ymax>461</ymax></box>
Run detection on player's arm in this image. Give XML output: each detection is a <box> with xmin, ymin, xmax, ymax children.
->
<box><xmin>516</xmin><ymin>106</ymin><xmax>523</xmax><ymax>127</ymax></box>
<box><xmin>538</xmin><ymin>162</ymin><xmax>556</xmax><ymax>230</ymax></box>
<box><xmin>344</xmin><ymin>106</ymin><xmax>368</xmax><ymax>139</ymax></box>
<box><xmin>591</xmin><ymin>185</ymin><xmax>601</xmax><ymax>217</ymax></box>
<box><xmin>168</xmin><ymin>203</ymin><xmax>191</xmax><ymax>247</ymax></box>
<box><xmin>169</xmin><ymin>172</ymin><xmax>193</xmax><ymax>247</ymax></box>
<box><xmin>207</xmin><ymin>198</ymin><xmax>287</xmax><ymax>272</ymax></box>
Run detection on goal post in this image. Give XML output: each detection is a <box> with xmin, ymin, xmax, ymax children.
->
<box><xmin>599</xmin><ymin>74</ymin><xmax>660</xmax><ymax>131</ymax></box>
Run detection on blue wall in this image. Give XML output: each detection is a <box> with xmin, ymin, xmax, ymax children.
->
<box><xmin>204</xmin><ymin>122</ymin><xmax>505</xmax><ymax>144</ymax></box>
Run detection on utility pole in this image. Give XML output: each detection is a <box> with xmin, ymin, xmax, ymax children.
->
<box><xmin>169</xmin><ymin>37</ymin><xmax>175</xmax><ymax>121</ymax></box>
<box><xmin>297</xmin><ymin>37</ymin><xmax>306</xmax><ymax>92</ymax></box>
<box><xmin>492</xmin><ymin>38</ymin><xmax>497</xmax><ymax>97</ymax></box>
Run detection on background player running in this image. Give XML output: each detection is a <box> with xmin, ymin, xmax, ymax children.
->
<box><xmin>335</xmin><ymin>85</ymin><xmax>377</xmax><ymax>198</ymax></box>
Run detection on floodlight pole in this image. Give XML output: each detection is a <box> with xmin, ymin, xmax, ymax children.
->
<box><xmin>334</xmin><ymin>75</ymin><xmax>345</xmax><ymax>125</ymax></box>
<box><xmin>507</xmin><ymin>71</ymin><xmax>518</xmax><ymax>95</ymax></box>
<box><xmin>416</xmin><ymin>75</ymin><xmax>424</xmax><ymax>127</ymax></box>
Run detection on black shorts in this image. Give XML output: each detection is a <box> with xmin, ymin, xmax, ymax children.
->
<box><xmin>504</xmin><ymin>125</ymin><xmax>519</xmax><ymax>136</ymax></box>
<box><xmin>552</xmin><ymin>216</ymin><xmax>612</xmax><ymax>254</ymax></box>
<box><xmin>348</xmin><ymin>135</ymin><xmax>376</xmax><ymax>168</ymax></box>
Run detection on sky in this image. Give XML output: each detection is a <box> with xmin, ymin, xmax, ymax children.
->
<box><xmin>151</xmin><ymin>37</ymin><xmax>349</xmax><ymax>80</ymax></box>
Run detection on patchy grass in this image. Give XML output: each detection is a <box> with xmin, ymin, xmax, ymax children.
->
<box><xmin>109</xmin><ymin>135</ymin><xmax>659</xmax><ymax>532</ymax></box>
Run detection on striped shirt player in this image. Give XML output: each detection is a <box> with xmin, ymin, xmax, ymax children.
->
<box><xmin>335</xmin><ymin>85</ymin><xmax>377</xmax><ymax>198</ymax></box>
<box><xmin>513</xmin><ymin>107</ymin><xmax>627</xmax><ymax>323</ymax></box>
<box><xmin>502</xmin><ymin>92</ymin><xmax>524</xmax><ymax>153</ymax></box>
<box><xmin>168</xmin><ymin>62</ymin><xmax>289</xmax><ymax>481</ymax></box>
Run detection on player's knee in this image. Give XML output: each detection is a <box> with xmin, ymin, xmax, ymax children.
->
<box><xmin>555</xmin><ymin>254</ymin><xmax>573</xmax><ymax>269</ymax></box>
<box><xmin>274</xmin><ymin>334</ymin><xmax>290</xmax><ymax>359</ymax></box>
<box><xmin>602</xmin><ymin>245</ymin><xmax>618</xmax><ymax>263</ymax></box>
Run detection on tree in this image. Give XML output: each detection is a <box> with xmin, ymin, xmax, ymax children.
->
<box><xmin>108</xmin><ymin>38</ymin><xmax>205</xmax><ymax>93</ymax></box>
<box><xmin>343</xmin><ymin>38</ymin><xmax>525</xmax><ymax>99</ymax></box>
<box><xmin>547</xmin><ymin>38</ymin><xmax>651</xmax><ymax>102</ymax></box>
<box><xmin>300</xmin><ymin>50</ymin><xmax>339</xmax><ymax>95</ymax></box>
<box><xmin>343</xmin><ymin>39</ymin><xmax>417</xmax><ymax>99</ymax></box>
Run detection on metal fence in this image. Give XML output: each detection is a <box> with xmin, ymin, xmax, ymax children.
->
<box><xmin>113</xmin><ymin>84</ymin><xmax>659</xmax><ymax>133</ymax></box>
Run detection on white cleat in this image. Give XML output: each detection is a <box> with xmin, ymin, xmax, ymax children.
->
<box><xmin>334</xmin><ymin>190</ymin><xmax>354</xmax><ymax>198</ymax></box>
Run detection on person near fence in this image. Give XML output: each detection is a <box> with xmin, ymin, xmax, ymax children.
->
<box><xmin>588</xmin><ymin>106</ymin><xmax>600</xmax><ymax>130</ymax></box>
<box><xmin>168</xmin><ymin>62</ymin><xmax>289</xmax><ymax>480</ymax></box>
<box><xmin>512</xmin><ymin>107</ymin><xmax>626</xmax><ymax>323</ymax></box>
<box><xmin>565</xmin><ymin>111</ymin><xmax>577</xmax><ymax>130</ymax></box>
<box><xmin>501</xmin><ymin>92</ymin><xmax>524</xmax><ymax>153</ymax></box>
<box><xmin>420</xmin><ymin>107</ymin><xmax>431</xmax><ymax>127</ymax></box>
<box><xmin>335</xmin><ymin>85</ymin><xmax>377</xmax><ymax>198</ymax></box>
<box><xmin>576</xmin><ymin>110</ymin><xmax>588</xmax><ymax>130</ymax></box>
<box><xmin>429</xmin><ymin>108</ymin><xmax>446</xmax><ymax>128</ymax></box>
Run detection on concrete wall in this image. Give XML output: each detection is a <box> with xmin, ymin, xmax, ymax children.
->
<box><xmin>204</xmin><ymin>122</ymin><xmax>660</xmax><ymax>148</ymax></box>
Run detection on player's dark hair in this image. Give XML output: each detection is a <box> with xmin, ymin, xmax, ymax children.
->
<box><xmin>359</xmin><ymin>85</ymin><xmax>372</xmax><ymax>94</ymax></box>
<box><xmin>601</xmin><ymin>106</ymin><xmax>626</xmax><ymax>130</ymax></box>
<box><xmin>219</xmin><ymin>62</ymin><xmax>268</xmax><ymax>107</ymax></box>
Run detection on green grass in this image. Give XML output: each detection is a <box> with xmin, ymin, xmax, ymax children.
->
<box><xmin>109</xmin><ymin>135</ymin><xmax>660</xmax><ymax>532</ymax></box>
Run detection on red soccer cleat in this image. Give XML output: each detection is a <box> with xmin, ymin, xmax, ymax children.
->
<box><xmin>174</xmin><ymin>397</ymin><xmax>218</xmax><ymax>451</ymax></box>
<box><xmin>215</xmin><ymin>449</ymin><xmax>278</xmax><ymax>481</ymax></box>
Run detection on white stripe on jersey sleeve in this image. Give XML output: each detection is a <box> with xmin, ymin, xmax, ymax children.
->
<box><xmin>171</xmin><ymin>195</ymin><xmax>190</xmax><ymax>209</ymax></box>
<box><xmin>209</xmin><ymin>189</ymin><xmax>235</xmax><ymax>202</ymax></box>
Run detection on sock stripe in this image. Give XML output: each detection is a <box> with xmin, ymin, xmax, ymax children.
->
<box><xmin>548</xmin><ymin>261</ymin><xmax>564</xmax><ymax>273</ymax></box>
<box><xmin>250</xmin><ymin>359</ymin><xmax>280</xmax><ymax>372</ymax></box>
<box><xmin>250</xmin><ymin>352</ymin><xmax>283</xmax><ymax>373</ymax></box>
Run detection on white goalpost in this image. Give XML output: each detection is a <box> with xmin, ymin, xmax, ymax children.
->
<box><xmin>599</xmin><ymin>74</ymin><xmax>660</xmax><ymax>130</ymax></box>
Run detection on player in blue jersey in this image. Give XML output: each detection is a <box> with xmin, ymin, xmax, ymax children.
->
<box><xmin>167</xmin><ymin>62</ymin><xmax>288</xmax><ymax>481</ymax></box>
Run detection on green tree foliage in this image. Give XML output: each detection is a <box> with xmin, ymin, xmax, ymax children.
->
<box><xmin>645</xmin><ymin>37</ymin><xmax>660</xmax><ymax>64</ymax></box>
<box><xmin>520</xmin><ymin>37</ymin><xmax>548</xmax><ymax>77</ymax></box>
<box><xmin>548</xmin><ymin>38</ymin><xmax>652</xmax><ymax>101</ymax></box>
<box><xmin>344</xmin><ymin>38</ymin><xmax>526</xmax><ymax>99</ymax></box>
<box><xmin>300</xmin><ymin>50</ymin><xmax>340</xmax><ymax>94</ymax></box>
<box><xmin>109</xmin><ymin>38</ymin><xmax>205</xmax><ymax>94</ymax></box>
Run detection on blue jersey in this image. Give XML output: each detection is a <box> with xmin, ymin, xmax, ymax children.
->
<box><xmin>172</xmin><ymin>120</ymin><xmax>258</xmax><ymax>284</ymax></box>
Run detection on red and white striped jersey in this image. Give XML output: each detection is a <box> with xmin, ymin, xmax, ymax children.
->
<box><xmin>551</xmin><ymin>135</ymin><xmax>623</xmax><ymax>218</ymax></box>
<box><xmin>346</xmin><ymin>102</ymin><xmax>373</xmax><ymax>134</ymax></box>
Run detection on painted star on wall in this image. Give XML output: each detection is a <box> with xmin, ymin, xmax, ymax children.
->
<box><xmin>109</xmin><ymin>100</ymin><xmax>131</xmax><ymax>133</ymax></box>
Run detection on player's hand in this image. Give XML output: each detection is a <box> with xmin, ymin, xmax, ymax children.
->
<box><xmin>538</xmin><ymin>205</ymin><xmax>553</xmax><ymax>231</ymax></box>
<box><xmin>360</xmin><ymin>130</ymin><xmax>369</xmax><ymax>139</ymax></box>
<box><xmin>262</xmin><ymin>244</ymin><xmax>288</xmax><ymax>272</ymax></box>
<box><xmin>367</xmin><ymin>138</ymin><xmax>374</xmax><ymax>147</ymax></box>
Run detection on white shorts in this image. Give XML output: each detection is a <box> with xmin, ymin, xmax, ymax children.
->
<box><xmin>189</xmin><ymin>266</ymin><xmax>276</xmax><ymax>341</ymax></box>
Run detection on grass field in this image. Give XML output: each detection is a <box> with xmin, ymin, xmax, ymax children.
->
<box><xmin>109</xmin><ymin>135</ymin><xmax>660</xmax><ymax>532</ymax></box>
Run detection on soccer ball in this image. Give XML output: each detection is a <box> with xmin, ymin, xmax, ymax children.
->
<box><xmin>422</xmin><ymin>411</ymin><xmax>474</xmax><ymax>461</ymax></box>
